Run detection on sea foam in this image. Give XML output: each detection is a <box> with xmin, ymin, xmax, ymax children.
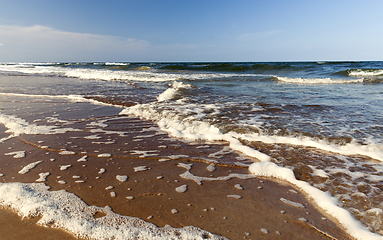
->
<box><xmin>275</xmin><ymin>76</ymin><xmax>363</xmax><ymax>84</ymax></box>
<box><xmin>120</xmin><ymin>103</ymin><xmax>270</xmax><ymax>162</ymax></box>
<box><xmin>349</xmin><ymin>69</ymin><xmax>383</xmax><ymax>77</ymax></box>
<box><xmin>0</xmin><ymin>64</ymin><xmax>264</xmax><ymax>82</ymax></box>
<box><xmin>157</xmin><ymin>81</ymin><xmax>193</xmax><ymax>102</ymax></box>
<box><xmin>249</xmin><ymin>161</ymin><xmax>382</xmax><ymax>240</ymax></box>
<box><xmin>0</xmin><ymin>112</ymin><xmax>82</xmax><ymax>137</ymax></box>
<box><xmin>0</xmin><ymin>182</ymin><xmax>227</xmax><ymax>240</ymax></box>
<box><xmin>236</xmin><ymin>133</ymin><xmax>383</xmax><ymax>162</ymax></box>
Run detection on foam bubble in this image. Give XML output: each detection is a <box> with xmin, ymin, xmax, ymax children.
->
<box><xmin>84</xmin><ymin>134</ymin><xmax>102</xmax><ymax>140</ymax></box>
<box><xmin>260</xmin><ymin>228</ymin><xmax>269</xmax><ymax>234</ymax></box>
<box><xmin>97</xmin><ymin>153</ymin><xmax>112</xmax><ymax>157</ymax></box>
<box><xmin>5</xmin><ymin>151</ymin><xmax>26</xmax><ymax>158</ymax></box>
<box><xmin>18</xmin><ymin>161</ymin><xmax>43</xmax><ymax>174</ymax></box>
<box><xmin>59</xmin><ymin>150</ymin><xmax>76</xmax><ymax>155</ymax></box>
<box><xmin>116</xmin><ymin>175</ymin><xmax>128</xmax><ymax>182</ymax></box>
<box><xmin>249</xmin><ymin>161</ymin><xmax>382</xmax><ymax>240</ymax></box>
<box><xmin>77</xmin><ymin>156</ymin><xmax>88</xmax><ymax>162</ymax></box>
<box><xmin>227</xmin><ymin>195</ymin><xmax>242</xmax><ymax>199</ymax></box>
<box><xmin>175</xmin><ymin>185</ymin><xmax>188</xmax><ymax>193</ymax></box>
<box><xmin>134</xmin><ymin>166</ymin><xmax>148</xmax><ymax>172</ymax></box>
<box><xmin>178</xmin><ymin>163</ymin><xmax>255</xmax><ymax>185</ymax></box>
<box><xmin>36</xmin><ymin>172</ymin><xmax>50</xmax><ymax>182</ymax></box>
<box><xmin>279</xmin><ymin>198</ymin><xmax>305</xmax><ymax>208</ymax></box>
<box><xmin>60</xmin><ymin>165</ymin><xmax>72</xmax><ymax>171</ymax></box>
<box><xmin>206</xmin><ymin>163</ymin><xmax>216</xmax><ymax>172</ymax></box>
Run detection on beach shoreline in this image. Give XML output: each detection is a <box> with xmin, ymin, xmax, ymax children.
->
<box><xmin>2</xmin><ymin>67</ymin><xmax>381</xmax><ymax>239</ymax></box>
<box><xmin>0</xmin><ymin>109</ymin><xmax>353</xmax><ymax>239</ymax></box>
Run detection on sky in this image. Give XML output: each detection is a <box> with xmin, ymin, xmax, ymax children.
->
<box><xmin>0</xmin><ymin>0</ymin><xmax>382</xmax><ymax>62</ymax></box>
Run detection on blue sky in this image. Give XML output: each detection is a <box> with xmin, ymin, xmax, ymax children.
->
<box><xmin>0</xmin><ymin>0</ymin><xmax>382</xmax><ymax>62</ymax></box>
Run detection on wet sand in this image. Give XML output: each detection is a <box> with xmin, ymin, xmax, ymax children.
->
<box><xmin>0</xmin><ymin>94</ymin><xmax>353</xmax><ymax>239</ymax></box>
<box><xmin>0</xmin><ymin>132</ymin><xmax>352</xmax><ymax>240</ymax></box>
<box><xmin>0</xmin><ymin>208</ymin><xmax>78</xmax><ymax>240</ymax></box>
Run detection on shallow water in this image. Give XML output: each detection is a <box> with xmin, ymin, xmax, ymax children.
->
<box><xmin>1</xmin><ymin>61</ymin><xmax>383</xmax><ymax>238</ymax></box>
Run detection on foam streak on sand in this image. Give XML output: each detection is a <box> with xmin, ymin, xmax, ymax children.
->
<box><xmin>120</xmin><ymin>104</ymin><xmax>271</xmax><ymax>162</ymax></box>
<box><xmin>0</xmin><ymin>112</ymin><xmax>82</xmax><ymax>139</ymax></box>
<box><xmin>178</xmin><ymin>163</ymin><xmax>255</xmax><ymax>185</ymax></box>
<box><xmin>0</xmin><ymin>183</ymin><xmax>227</xmax><ymax>240</ymax></box>
<box><xmin>249</xmin><ymin>162</ymin><xmax>382</xmax><ymax>240</ymax></box>
<box><xmin>18</xmin><ymin>161</ymin><xmax>43</xmax><ymax>174</ymax></box>
<box><xmin>5</xmin><ymin>151</ymin><xmax>26</xmax><ymax>158</ymax></box>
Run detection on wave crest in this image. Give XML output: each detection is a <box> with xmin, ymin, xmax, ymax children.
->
<box><xmin>275</xmin><ymin>76</ymin><xmax>363</xmax><ymax>84</ymax></box>
<box><xmin>348</xmin><ymin>69</ymin><xmax>383</xmax><ymax>77</ymax></box>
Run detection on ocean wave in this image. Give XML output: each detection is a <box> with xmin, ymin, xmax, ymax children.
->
<box><xmin>275</xmin><ymin>76</ymin><xmax>363</xmax><ymax>84</ymax></box>
<box><xmin>0</xmin><ymin>92</ymin><xmax>122</xmax><ymax>108</ymax></box>
<box><xmin>236</xmin><ymin>133</ymin><xmax>383</xmax><ymax>162</ymax></box>
<box><xmin>119</xmin><ymin>92</ymin><xmax>383</xmax><ymax>240</ymax></box>
<box><xmin>158</xmin><ymin>62</ymin><xmax>306</xmax><ymax>72</ymax></box>
<box><xmin>348</xmin><ymin>68</ymin><xmax>383</xmax><ymax>77</ymax></box>
<box><xmin>119</xmin><ymin>102</ymin><xmax>271</xmax><ymax>162</ymax></box>
<box><xmin>157</xmin><ymin>81</ymin><xmax>194</xmax><ymax>102</ymax></box>
<box><xmin>0</xmin><ymin>64</ymin><xmax>266</xmax><ymax>82</ymax></box>
<box><xmin>105</xmin><ymin>62</ymin><xmax>130</xmax><ymax>66</ymax></box>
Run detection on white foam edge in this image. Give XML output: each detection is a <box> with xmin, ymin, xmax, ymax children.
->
<box><xmin>177</xmin><ymin>163</ymin><xmax>255</xmax><ymax>185</ymax></box>
<box><xmin>157</xmin><ymin>81</ymin><xmax>193</xmax><ymax>102</ymax></box>
<box><xmin>5</xmin><ymin>150</ymin><xmax>26</xmax><ymax>158</ymax></box>
<box><xmin>129</xmin><ymin>98</ymin><xmax>383</xmax><ymax>162</ymax></box>
<box><xmin>249</xmin><ymin>161</ymin><xmax>382</xmax><ymax>240</ymax></box>
<box><xmin>275</xmin><ymin>76</ymin><xmax>363</xmax><ymax>84</ymax></box>
<box><xmin>0</xmin><ymin>64</ymin><xmax>268</xmax><ymax>82</ymax></box>
<box><xmin>121</xmin><ymin>101</ymin><xmax>383</xmax><ymax>239</ymax></box>
<box><xmin>0</xmin><ymin>92</ymin><xmax>122</xmax><ymax>108</ymax></box>
<box><xmin>119</xmin><ymin>105</ymin><xmax>270</xmax><ymax>162</ymax></box>
<box><xmin>18</xmin><ymin>161</ymin><xmax>43</xmax><ymax>174</ymax></box>
<box><xmin>349</xmin><ymin>69</ymin><xmax>383</xmax><ymax>77</ymax></box>
<box><xmin>0</xmin><ymin>182</ymin><xmax>227</xmax><ymax>240</ymax></box>
<box><xmin>0</xmin><ymin>94</ymin><xmax>132</xmax><ymax>140</ymax></box>
<box><xmin>235</xmin><ymin>133</ymin><xmax>383</xmax><ymax>162</ymax></box>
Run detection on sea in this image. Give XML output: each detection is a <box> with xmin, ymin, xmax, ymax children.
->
<box><xmin>0</xmin><ymin>61</ymin><xmax>383</xmax><ymax>239</ymax></box>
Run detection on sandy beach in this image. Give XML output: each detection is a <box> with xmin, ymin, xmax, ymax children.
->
<box><xmin>0</xmin><ymin>96</ymin><xmax>353</xmax><ymax>240</ymax></box>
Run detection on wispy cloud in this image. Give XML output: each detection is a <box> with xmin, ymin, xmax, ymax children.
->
<box><xmin>0</xmin><ymin>24</ymin><xmax>207</xmax><ymax>62</ymax></box>
<box><xmin>0</xmin><ymin>43</ymin><xmax>4</xmax><ymax>46</ymax></box>
<box><xmin>0</xmin><ymin>25</ymin><xmax>151</xmax><ymax>62</ymax></box>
